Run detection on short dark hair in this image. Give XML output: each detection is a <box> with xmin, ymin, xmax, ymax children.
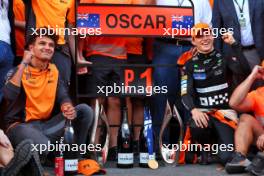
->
<box><xmin>25</xmin><ymin>27</ymin><xmax>59</xmax><ymax>49</ymax></box>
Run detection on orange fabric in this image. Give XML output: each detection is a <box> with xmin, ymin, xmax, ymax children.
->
<box><xmin>78</xmin><ymin>159</ymin><xmax>106</xmax><ymax>175</ymax></box>
<box><xmin>178</xmin><ymin>126</ymin><xmax>198</xmax><ymax>165</ymax></box>
<box><xmin>177</xmin><ymin>50</ymin><xmax>193</xmax><ymax>66</ymax></box>
<box><xmin>85</xmin><ymin>36</ymin><xmax>127</xmax><ymax>59</ymax></box>
<box><xmin>83</xmin><ymin>0</ymin><xmax>135</xmax><ymax>59</ymax></box>
<box><xmin>22</xmin><ymin>64</ymin><xmax>59</xmax><ymax>122</ymax></box>
<box><xmin>32</xmin><ymin>0</ymin><xmax>75</xmax><ymax>44</ymax></box>
<box><xmin>208</xmin><ymin>111</ymin><xmax>237</xmax><ymax>129</ymax></box>
<box><xmin>247</xmin><ymin>87</ymin><xmax>264</xmax><ymax>119</ymax></box>
<box><xmin>126</xmin><ymin>37</ymin><xmax>143</xmax><ymax>55</ymax></box>
<box><xmin>209</xmin><ymin>0</ymin><xmax>214</xmax><ymax>8</ymax></box>
<box><xmin>13</xmin><ymin>0</ymin><xmax>25</xmax><ymax>57</ymax></box>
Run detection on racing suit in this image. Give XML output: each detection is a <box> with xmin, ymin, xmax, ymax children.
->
<box><xmin>181</xmin><ymin>42</ymin><xmax>251</xmax><ymax>164</ymax></box>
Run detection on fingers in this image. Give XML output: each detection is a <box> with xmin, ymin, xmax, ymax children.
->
<box><xmin>193</xmin><ymin>113</ymin><xmax>209</xmax><ymax>128</ymax></box>
<box><xmin>257</xmin><ymin>137</ymin><xmax>264</xmax><ymax>150</ymax></box>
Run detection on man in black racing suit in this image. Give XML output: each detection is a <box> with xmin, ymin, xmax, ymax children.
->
<box><xmin>181</xmin><ymin>23</ymin><xmax>251</xmax><ymax>165</ymax></box>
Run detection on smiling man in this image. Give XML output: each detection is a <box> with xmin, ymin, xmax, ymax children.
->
<box><xmin>181</xmin><ymin>23</ymin><xmax>251</xmax><ymax>165</ymax></box>
<box><xmin>2</xmin><ymin>28</ymin><xmax>93</xmax><ymax>173</ymax></box>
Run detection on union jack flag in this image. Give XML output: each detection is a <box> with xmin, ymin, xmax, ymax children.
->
<box><xmin>77</xmin><ymin>13</ymin><xmax>89</xmax><ymax>20</ymax></box>
<box><xmin>172</xmin><ymin>15</ymin><xmax>184</xmax><ymax>22</ymax></box>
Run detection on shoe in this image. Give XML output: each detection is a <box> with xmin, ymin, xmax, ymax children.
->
<box><xmin>225</xmin><ymin>152</ymin><xmax>251</xmax><ymax>174</ymax></box>
<box><xmin>246</xmin><ymin>152</ymin><xmax>264</xmax><ymax>176</ymax></box>
<box><xmin>2</xmin><ymin>139</ymin><xmax>33</xmax><ymax>176</ymax></box>
<box><xmin>107</xmin><ymin>146</ymin><xmax>117</xmax><ymax>161</ymax></box>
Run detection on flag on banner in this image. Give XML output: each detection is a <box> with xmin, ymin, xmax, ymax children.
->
<box><xmin>77</xmin><ymin>13</ymin><xmax>100</xmax><ymax>28</ymax></box>
<box><xmin>171</xmin><ymin>15</ymin><xmax>194</xmax><ymax>29</ymax></box>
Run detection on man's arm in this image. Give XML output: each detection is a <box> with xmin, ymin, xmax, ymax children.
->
<box><xmin>8</xmin><ymin>51</ymin><xmax>32</xmax><ymax>87</ymax></box>
<box><xmin>222</xmin><ymin>33</ymin><xmax>251</xmax><ymax>75</ymax></box>
<box><xmin>229</xmin><ymin>65</ymin><xmax>264</xmax><ymax>111</ymax></box>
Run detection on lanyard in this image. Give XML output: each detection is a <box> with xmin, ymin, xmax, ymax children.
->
<box><xmin>177</xmin><ymin>0</ymin><xmax>185</xmax><ymax>7</ymax></box>
<box><xmin>233</xmin><ymin>0</ymin><xmax>245</xmax><ymax>14</ymax></box>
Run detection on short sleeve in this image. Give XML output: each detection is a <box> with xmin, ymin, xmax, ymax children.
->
<box><xmin>246</xmin><ymin>91</ymin><xmax>256</xmax><ymax>111</ymax></box>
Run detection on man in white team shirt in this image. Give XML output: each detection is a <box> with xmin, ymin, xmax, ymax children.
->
<box><xmin>0</xmin><ymin>0</ymin><xmax>15</xmax><ymax>105</ymax></box>
<box><xmin>152</xmin><ymin>0</ymin><xmax>212</xmax><ymax>162</ymax></box>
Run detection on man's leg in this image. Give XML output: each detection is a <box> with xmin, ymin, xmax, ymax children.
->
<box><xmin>225</xmin><ymin>114</ymin><xmax>263</xmax><ymax>174</ymax></box>
<box><xmin>235</xmin><ymin>114</ymin><xmax>264</xmax><ymax>155</ymax></box>
<box><xmin>189</xmin><ymin>118</ymin><xmax>213</xmax><ymax>164</ymax></box>
<box><xmin>7</xmin><ymin>123</ymin><xmax>50</xmax><ymax>156</ymax></box>
<box><xmin>210</xmin><ymin>118</ymin><xmax>234</xmax><ymax>164</ymax></box>
<box><xmin>107</xmin><ymin>97</ymin><xmax>121</xmax><ymax>149</ymax></box>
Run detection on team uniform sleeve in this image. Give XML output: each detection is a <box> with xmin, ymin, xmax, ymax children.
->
<box><xmin>56</xmin><ymin>76</ymin><xmax>72</xmax><ymax>106</ymax></box>
<box><xmin>181</xmin><ymin>62</ymin><xmax>196</xmax><ymax>111</ymax></box>
<box><xmin>226</xmin><ymin>42</ymin><xmax>251</xmax><ymax>75</ymax></box>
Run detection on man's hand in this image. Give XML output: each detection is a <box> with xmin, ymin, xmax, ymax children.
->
<box><xmin>256</xmin><ymin>134</ymin><xmax>264</xmax><ymax>151</ymax></box>
<box><xmin>191</xmin><ymin>108</ymin><xmax>209</xmax><ymax>128</ymax></box>
<box><xmin>61</xmin><ymin>103</ymin><xmax>76</xmax><ymax>120</ymax></box>
<box><xmin>249</xmin><ymin>65</ymin><xmax>264</xmax><ymax>81</ymax></box>
<box><xmin>222</xmin><ymin>32</ymin><xmax>236</xmax><ymax>45</ymax></box>
<box><xmin>0</xmin><ymin>130</ymin><xmax>12</xmax><ymax>149</ymax></box>
<box><xmin>22</xmin><ymin>50</ymin><xmax>33</xmax><ymax>65</ymax></box>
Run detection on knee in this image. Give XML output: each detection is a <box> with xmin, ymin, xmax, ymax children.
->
<box><xmin>76</xmin><ymin>104</ymin><xmax>93</xmax><ymax>126</ymax></box>
<box><xmin>238</xmin><ymin>114</ymin><xmax>255</xmax><ymax>126</ymax></box>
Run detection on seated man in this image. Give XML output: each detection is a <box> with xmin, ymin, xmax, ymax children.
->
<box><xmin>0</xmin><ymin>130</ymin><xmax>39</xmax><ymax>175</ymax></box>
<box><xmin>3</xmin><ymin>28</ymin><xmax>94</xmax><ymax>165</ymax></box>
<box><xmin>181</xmin><ymin>23</ymin><xmax>251</xmax><ymax>165</ymax></box>
<box><xmin>226</xmin><ymin>64</ymin><xmax>264</xmax><ymax>175</ymax></box>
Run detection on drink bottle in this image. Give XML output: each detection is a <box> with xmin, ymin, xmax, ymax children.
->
<box><xmin>117</xmin><ymin>107</ymin><xmax>134</xmax><ymax>168</ymax></box>
<box><xmin>139</xmin><ymin>107</ymin><xmax>156</xmax><ymax>168</ymax></box>
<box><xmin>64</xmin><ymin>120</ymin><xmax>78</xmax><ymax>175</ymax></box>
<box><xmin>55</xmin><ymin>137</ymin><xmax>64</xmax><ymax>176</ymax></box>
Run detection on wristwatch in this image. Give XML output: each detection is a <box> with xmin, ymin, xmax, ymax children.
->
<box><xmin>21</xmin><ymin>61</ymin><xmax>28</xmax><ymax>67</ymax></box>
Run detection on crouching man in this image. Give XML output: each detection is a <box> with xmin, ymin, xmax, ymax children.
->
<box><xmin>226</xmin><ymin>64</ymin><xmax>264</xmax><ymax>175</ymax></box>
<box><xmin>181</xmin><ymin>23</ymin><xmax>250</xmax><ymax>165</ymax></box>
<box><xmin>3</xmin><ymin>28</ymin><xmax>94</xmax><ymax>165</ymax></box>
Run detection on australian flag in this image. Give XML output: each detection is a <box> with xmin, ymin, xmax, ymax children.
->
<box><xmin>171</xmin><ymin>15</ymin><xmax>194</xmax><ymax>29</ymax></box>
<box><xmin>77</xmin><ymin>13</ymin><xmax>100</xmax><ymax>28</ymax></box>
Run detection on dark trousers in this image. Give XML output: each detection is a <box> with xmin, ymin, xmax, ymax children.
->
<box><xmin>189</xmin><ymin>116</ymin><xmax>234</xmax><ymax>164</ymax></box>
<box><xmin>7</xmin><ymin>104</ymin><xmax>93</xmax><ymax>157</ymax></box>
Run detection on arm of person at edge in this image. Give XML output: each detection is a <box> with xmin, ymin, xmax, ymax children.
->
<box><xmin>0</xmin><ymin>129</ymin><xmax>12</xmax><ymax>149</ymax></box>
<box><xmin>229</xmin><ymin>65</ymin><xmax>264</xmax><ymax>112</ymax></box>
<box><xmin>256</xmin><ymin>134</ymin><xmax>264</xmax><ymax>151</ymax></box>
<box><xmin>181</xmin><ymin>62</ymin><xmax>209</xmax><ymax>128</ymax></box>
